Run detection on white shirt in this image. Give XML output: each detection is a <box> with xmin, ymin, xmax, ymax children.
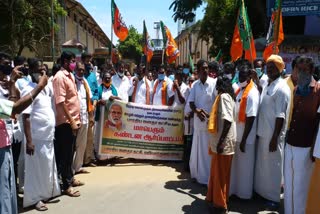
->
<box><xmin>173</xmin><ymin>82</ymin><xmax>190</xmax><ymax>107</ymax></box>
<box><xmin>313</xmin><ymin>106</ymin><xmax>320</xmax><ymax>158</ymax></box>
<box><xmin>259</xmin><ymin>74</ymin><xmax>269</xmax><ymax>90</ymax></box>
<box><xmin>129</xmin><ymin>77</ymin><xmax>153</xmax><ymax>104</ymax></box>
<box><xmin>152</xmin><ymin>77</ymin><xmax>175</xmax><ymax>106</ymax></box>
<box><xmin>257</xmin><ymin>77</ymin><xmax>291</xmax><ymax>139</ymax></box>
<box><xmin>111</xmin><ymin>74</ymin><xmax>132</xmax><ymax>102</ymax></box>
<box><xmin>21</xmin><ymin>82</ymin><xmax>56</xmax><ymax>141</ymax></box>
<box><xmin>235</xmin><ymin>84</ymin><xmax>260</xmax><ymax>144</ymax></box>
<box><xmin>15</xmin><ymin>75</ymin><xmax>32</xmax><ymax>93</ymax></box>
<box><xmin>102</xmin><ymin>87</ymin><xmax>113</xmax><ymax>101</ymax></box>
<box><xmin>188</xmin><ymin>77</ymin><xmax>217</xmax><ymax>130</ymax></box>
<box><xmin>75</xmin><ymin>77</ymin><xmax>92</xmax><ymax>124</ymax></box>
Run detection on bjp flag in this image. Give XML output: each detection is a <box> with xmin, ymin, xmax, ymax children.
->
<box><xmin>111</xmin><ymin>0</ymin><xmax>128</xmax><ymax>41</ymax></box>
<box><xmin>143</xmin><ymin>20</ymin><xmax>154</xmax><ymax>63</ymax></box>
<box><xmin>160</xmin><ymin>21</ymin><xmax>180</xmax><ymax>64</ymax></box>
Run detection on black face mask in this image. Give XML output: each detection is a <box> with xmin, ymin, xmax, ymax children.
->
<box><xmin>0</xmin><ymin>65</ymin><xmax>12</xmax><ymax>75</ymax></box>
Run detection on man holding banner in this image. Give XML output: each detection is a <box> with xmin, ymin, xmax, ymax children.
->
<box><xmin>189</xmin><ymin>59</ymin><xmax>217</xmax><ymax>185</ymax></box>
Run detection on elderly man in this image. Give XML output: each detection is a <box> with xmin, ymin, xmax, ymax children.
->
<box><xmin>255</xmin><ymin>55</ymin><xmax>291</xmax><ymax>207</ymax></box>
<box><xmin>0</xmin><ymin>63</ymin><xmax>48</xmax><ymax>214</ymax></box>
<box><xmin>189</xmin><ymin>59</ymin><xmax>217</xmax><ymax>185</ymax></box>
<box><xmin>111</xmin><ymin>61</ymin><xmax>132</xmax><ymax>102</ymax></box>
<box><xmin>73</xmin><ymin>62</ymin><xmax>93</xmax><ymax>174</ymax></box>
<box><xmin>230</xmin><ymin>64</ymin><xmax>260</xmax><ymax>200</ymax></box>
<box><xmin>284</xmin><ymin>56</ymin><xmax>320</xmax><ymax>214</ymax></box>
<box><xmin>130</xmin><ymin>65</ymin><xmax>152</xmax><ymax>105</ymax></box>
<box><xmin>22</xmin><ymin>59</ymin><xmax>60</xmax><ymax>211</ymax></box>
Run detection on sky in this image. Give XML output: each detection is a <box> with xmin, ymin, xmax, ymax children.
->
<box><xmin>77</xmin><ymin>0</ymin><xmax>205</xmax><ymax>44</ymax></box>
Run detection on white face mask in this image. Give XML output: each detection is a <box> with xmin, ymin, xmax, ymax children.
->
<box><xmin>226</xmin><ymin>74</ymin><xmax>232</xmax><ymax>80</ymax></box>
<box><xmin>239</xmin><ymin>80</ymin><xmax>248</xmax><ymax>88</ymax></box>
<box><xmin>118</xmin><ymin>72</ymin><xmax>124</xmax><ymax>78</ymax></box>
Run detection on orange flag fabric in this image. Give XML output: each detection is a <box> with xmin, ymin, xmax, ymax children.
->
<box><xmin>111</xmin><ymin>0</ymin><xmax>128</xmax><ymax>41</ymax></box>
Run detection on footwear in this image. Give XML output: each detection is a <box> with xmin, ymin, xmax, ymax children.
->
<box><xmin>64</xmin><ymin>188</ymin><xmax>81</xmax><ymax>197</ymax></box>
<box><xmin>35</xmin><ymin>201</ymin><xmax>48</xmax><ymax>211</ymax></box>
<box><xmin>88</xmin><ymin>162</ymin><xmax>97</xmax><ymax>167</ymax></box>
<box><xmin>72</xmin><ymin>179</ymin><xmax>85</xmax><ymax>187</ymax></box>
<box><xmin>75</xmin><ymin>169</ymin><xmax>90</xmax><ymax>174</ymax></box>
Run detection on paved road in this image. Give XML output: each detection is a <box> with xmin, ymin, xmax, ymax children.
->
<box><xmin>20</xmin><ymin>159</ymin><xmax>283</xmax><ymax>214</ymax></box>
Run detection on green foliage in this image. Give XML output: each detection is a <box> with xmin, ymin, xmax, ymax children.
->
<box><xmin>117</xmin><ymin>26</ymin><xmax>143</xmax><ymax>64</ymax></box>
<box><xmin>170</xmin><ymin>0</ymin><xmax>267</xmax><ymax>61</ymax></box>
<box><xmin>0</xmin><ymin>0</ymin><xmax>67</xmax><ymax>56</ymax></box>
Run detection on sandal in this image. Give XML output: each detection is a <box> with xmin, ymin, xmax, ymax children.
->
<box><xmin>75</xmin><ymin>169</ymin><xmax>90</xmax><ymax>174</ymax></box>
<box><xmin>35</xmin><ymin>201</ymin><xmax>48</xmax><ymax>211</ymax></box>
<box><xmin>72</xmin><ymin>179</ymin><xmax>85</xmax><ymax>187</ymax></box>
<box><xmin>64</xmin><ymin>188</ymin><xmax>81</xmax><ymax>197</ymax></box>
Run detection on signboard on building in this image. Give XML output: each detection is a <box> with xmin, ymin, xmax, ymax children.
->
<box><xmin>267</xmin><ymin>0</ymin><xmax>320</xmax><ymax>16</ymax></box>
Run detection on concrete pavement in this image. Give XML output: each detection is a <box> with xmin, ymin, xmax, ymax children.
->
<box><xmin>20</xmin><ymin>159</ymin><xmax>283</xmax><ymax>214</ymax></box>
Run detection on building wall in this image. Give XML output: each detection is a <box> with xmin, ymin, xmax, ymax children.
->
<box><xmin>176</xmin><ymin>27</ymin><xmax>213</xmax><ymax>66</ymax></box>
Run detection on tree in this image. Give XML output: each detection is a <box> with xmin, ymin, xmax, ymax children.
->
<box><xmin>117</xmin><ymin>26</ymin><xmax>143</xmax><ymax>64</ymax></box>
<box><xmin>170</xmin><ymin>0</ymin><xmax>267</xmax><ymax>61</ymax></box>
<box><xmin>0</xmin><ymin>0</ymin><xmax>66</xmax><ymax>56</ymax></box>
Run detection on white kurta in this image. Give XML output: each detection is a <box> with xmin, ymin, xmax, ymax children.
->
<box><xmin>173</xmin><ymin>82</ymin><xmax>190</xmax><ymax>107</ymax></box>
<box><xmin>255</xmin><ymin>77</ymin><xmax>290</xmax><ymax>202</ymax></box>
<box><xmin>111</xmin><ymin>74</ymin><xmax>132</xmax><ymax>102</ymax></box>
<box><xmin>95</xmin><ymin>87</ymin><xmax>113</xmax><ymax>160</ymax></box>
<box><xmin>129</xmin><ymin>77</ymin><xmax>153</xmax><ymax>104</ymax></box>
<box><xmin>152</xmin><ymin>77</ymin><xmax>175</xmax><ymax>106</ymax></box>
<box><xmin>230</xmin><ymin>85</ymin><xmax>260</xmax><ymax>199</ymax></box>
<box><xmin>188</xmin><ymin>77</ymin><xmax>217</xmax><ymax>185</ymax></box>
<box><xmin>21</xmin><ymin>82</ymin><xmax>60</xmax><ymax>207</ymax></box>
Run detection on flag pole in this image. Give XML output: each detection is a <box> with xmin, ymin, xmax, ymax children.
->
<box><xmin>110</xmin><ymin>24</ymin><xmax>113</xmax><ymax>64</ymax></box>
<box><xmin>241</xmin><ymin>0</ymin><xmax>254</xmax><ymax>68</ymax></box>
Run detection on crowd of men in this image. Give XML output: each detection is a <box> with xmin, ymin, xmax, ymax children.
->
<box><xmin>0</xmin><ymin>50</ymin><xmax>320</xmax><ymax>214</ymax></box>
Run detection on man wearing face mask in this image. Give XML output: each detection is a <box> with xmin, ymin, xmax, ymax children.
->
<box><xmin>111</xmin><ymin>61</ymin><xmax>132</xmax><ymax>102</ymax></box>
<box><xmin>255</xmin><ymin>55</ymin><xmax>291</xmax><ymax>208</ymax></box>
<box><xmin>53</xmin><ymin>51</ymin><xmax>81</xmax><ymax>197</ymax></box>
<box><xmin>284</xmin><ymin>56</ymin><xmax>320</xmax><ymax>214</ymax></box>
<box><xmin>208</xmin><ymin>61</ymin><xmax>221</xmax><ymax>79</ymax></box>
<box><xmin>253</xmin><ymin>59</ymin><xmax>268</xmax><ymax>91</ymax></box>
<box><xmin>229</xmin><ymin>64</ymin><xmax>260</xmax><ymax>200</ymax></box>
<box><xmin>223</xmin><ymin>62</ymin><xmax>239</xmax><ymax>93</ymax></box>
<box><xmin>21</xmin><ymin>58</ymin><xmax>61</xmax><ymax>211</ymax></box>
<box><xmin>81</xmin><ymin>52</ymin><xmax>99</xmax><ymax>168</ymax></box>
<box><xmin>129</xmin><ymin>64</ymin><xmax>152</xmax><ymax>105</ymax></box>
<box><xmin>189</xmin><ymin>59</ymin><xmax>217</xmax><ymax>185</ymax></box>
<box><xmin>152</xmin><ymin>66</ymin><xmax>175</xmax><ymax>106</ymax></box>
<box><xmin>172</xmin><ymin>70</ymin><xmax>189</xmax><ymax>107</ymax></box>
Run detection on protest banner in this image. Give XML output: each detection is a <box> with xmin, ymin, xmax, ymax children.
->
<box><xmin>97</xmin><ymin>100</ymin><xmax>184</xmax><ymax>161</ymax></box>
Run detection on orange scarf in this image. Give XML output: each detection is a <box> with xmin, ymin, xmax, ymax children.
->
<box><xmin>132</xmin><ymin>77</ymin><xmax>151</xmax><ymax>104</ymax></box>
<box><xmin>80</xmin><ymin>79</ymin><xmax>94</xmax><ymax>113</ymax></box>
<box><xmin>208</xmin><ymin>94</ymin><xmax>221</xmax><ymax>135</ymax></box>
<box><xmin>152</xmin><ymin>79</ymin><xmax>167</xmax><ymax>105</ymax></box>
<box><xmin>235</xmin><ymin>80</ymin><xmax>254</xmax><ymax>123</ymax></box>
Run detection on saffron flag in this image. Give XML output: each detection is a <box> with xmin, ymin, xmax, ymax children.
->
<box><xmin>143</xmin><ymin>20</ymin><xmax>154</xmax><ymax>63</ymax></box>
<box><xmin>263</xmin><ymin>0</ymin><xmax>284</xmax><ymax>61</ymax></box>
<box><xmin>230</xmin><ymin>1</ymin><xmax>256</xmax><ymax>62</ymax></box>
<box><xmin>111</xmin><ymin>0</ymin><xmax>128</xmax><ymax>41</ymax></box>
<box><xmin>160</xmin><ymin>21</ymin><xmax>180</xmax><ymax>64</ymax></box>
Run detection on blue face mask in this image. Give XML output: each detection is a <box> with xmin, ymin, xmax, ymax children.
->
<box><xmin>183</xmin><ymin>68</ymin><xmax>189</xmax><ymax>75</ymax></box>
<box><xmin>158</xmin><ymin>73</ymin><xmax>165</xmax><ymax>81</ymax></box>
<box><xmin>255</xmin><ymin>68</ymin><xmax>263</xmax><ymax>78</ymax></box>
<box><xmin>168</xmin><ymin>74</ymin><xmax>175</xmax><ymax>81</ymax></box>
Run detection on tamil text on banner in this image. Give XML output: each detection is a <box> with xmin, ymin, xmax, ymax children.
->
<box><xmin>97</xmin><ymin>100</ymin><xmax>184</xmax><ymax>160</ymax></box>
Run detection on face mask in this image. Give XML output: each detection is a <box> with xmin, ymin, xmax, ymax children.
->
<box><xmin>239</xmin><ymin>80</ymin><xmax>248</xmax><ymax>88</ymax></box>
<box><xmin>118</xmin><ymin>72</ymin><xmax>124</xmax><ymax>78</ymax></box>
<box><xmin>232</xmin><ymin>70</ymin><xmax>239</xmax><ymax>84</ymax></box>
<box><xmin>168</xmin><ymin>74</ymin><xmax>175</xmax><ymax>81</ymax></box>
<box><xmin>75</xmin><ymin>74</ymin><xmax>83</xmax><ymax>80</ymax></box>
<box><xmin>225</xmin><ymin>74</ymin><xmax>232</xmax><ymax>80</ymax></box>
<box><xmin>183</xmin><ymin>68</ymin><xmax>189</xmax><ymax>75</ymax></box>
<box><xmin>255</xmin><ymin>68</ymin><xmax>263</xmax><ymax>78</ymax></box>
<box><xmin>69</xmin><ymin>62</ymin><xmax>76</xmax><ymax>71</ymax></box>
<box><xmin>158</xmin><ymin>73</ymin><xmax>165</xmax><ymax>81</ymax></box>
<box><xmin>0</xmin><ymin>65</ymin><xmax>12</xmax><ymax>75</ymax></box>
<box><xmin>297</xmin><ymin>70</ymin><xmax>312</xmax><ymax>88</ymax></box>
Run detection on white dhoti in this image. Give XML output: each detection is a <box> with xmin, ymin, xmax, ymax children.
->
<box><xmin>284</xmin><ymin>144</ymin><xmax>313</xmax><ymax>214</ymax></box>
<box><xmin>23</xmin><ymin>139</ymin><xmax>61</xmax><ymax>208</ymax></box>
<box><xmin>73</xmin><ymin>123</ymin><xmax>89</xmax><ymax>173</ymax></box>
<box><xmin>189</xmin><ymin>129</ymin><xmax>211</xmax><ymax>185</ymax></box>
<box><xmin>230</xmin><ymin>142</ymin><xmax>255</xmax><ymax>199</ymax></box>
<box><xmin>254</xmin><ymin>137</ymin><xmax>283</xmax><ymax>202</ymax></box>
